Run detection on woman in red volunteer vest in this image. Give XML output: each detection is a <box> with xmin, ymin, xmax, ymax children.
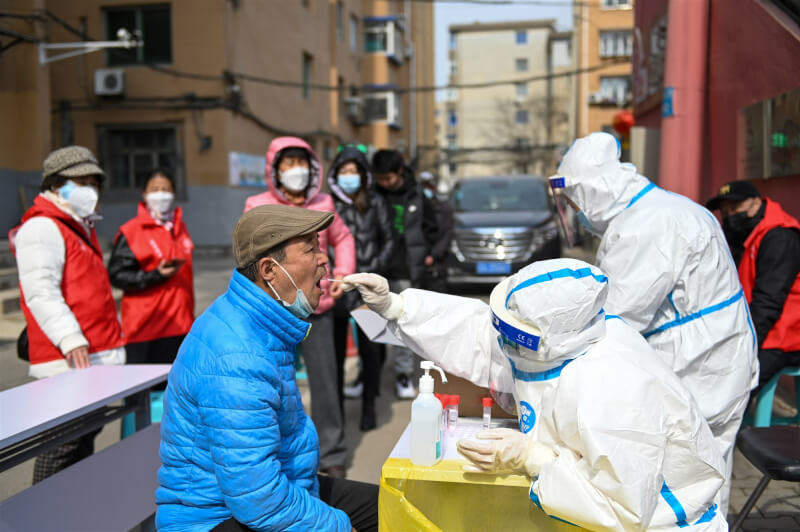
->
<box><xmin>11</xmin><ymin>145</ymin><xmax>125</xmax><ymax>483</ymax></box>
<box><xmin>706</xmin><ymin>180</ymin><xmax>800</xmax><ymax>393</ymax></box>
<box><xmin>108</xmin><ymin>169</ymin><xmax>194</xmax><ymax>366</ymax></box>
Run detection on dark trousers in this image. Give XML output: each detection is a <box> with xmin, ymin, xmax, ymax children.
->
<box><xmin>754</xmin><ymin>348</ymin><xmax>800</xmax><ymax>395</ymax></box>
<box><xmin>126</xmin><ymin>334</ymin><xmax>185</xmax><ymax>390</ymax></box>
<box><xmin>125</xmin><ymin>334</ymin><xmax>185</xmax><ymax>364</ymax></box>
<box><xmin>333</xmin><ymin>315</ymin><xmax>385</xmax><ymax>405</ymax></box>
<box><xmin>33</xmin><ymin>428</ymin><xmax>101</xmax><ymax>484</ymax></box>
<box><xmin>210</xmin><ymin>475</ymin><xmax>379</xmax><ymax>532</ymax></box>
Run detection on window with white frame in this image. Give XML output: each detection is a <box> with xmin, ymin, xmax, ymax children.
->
<box><xmin>97</xmin><ymin>124</ymin><xmax>182</xmax><ymax>193</ymax></box>
<box><xmin>515</xmin><ymin>57</ymin><xmax>529</xmax><ymax>72</ymax></box>
<box><xmin>515</xmin><ymin>82</ymin><xmax>528</xmax><ymax>100</ymax></box>
<box><xmin>603</xmin><ymin>0</ymin><xmax>631</xmax><ymax>7</ymax></box>
<box><xmin>599</xmin><ymin>31</ymin><xmax>632</xmax><ymax>57</ymax></box>
<box><xmin>364</xmin><ymin>18</ymin><xmax>404</xmax><ymax>62</ymax></box>
<box><xmin>349</xmin><ymin>16</ymin><xmax>358</xmax><ymax>52</ymax></box>
<box><xmin>599</xmin><ymin>76</ymin><xmax>631</xmax><ymax>104</ymax></box>
<box><xmin>364</xmin><ymin>91</ymin><xmax>402</xmax><ymax>126</ymax></box>
<box><xmin>515</xmin><ymin>30</ymin><xmax>527</xmax><ymax>45</ymax></box>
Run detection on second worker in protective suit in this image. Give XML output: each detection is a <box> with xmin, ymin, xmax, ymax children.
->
<box><xmin>549</xmin><ymin>132</ymin><xmax>758</xmax><ymax>513</ymax></box>
<box><xmin>345</xmin><ymin>259</ymin><xmax>727</xmax><ymax>531</ymax></box>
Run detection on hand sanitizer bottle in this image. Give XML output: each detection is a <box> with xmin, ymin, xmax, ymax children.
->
<box><xmin>410</xmin><ymin>361</ymin><xmax>448</xmax><ymax>466</ymax></box>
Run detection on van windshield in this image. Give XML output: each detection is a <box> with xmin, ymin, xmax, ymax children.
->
<box><xmin>452</xmin><ymin>179</ymin><xmax>549</xmax><ymax>212</ymax></box>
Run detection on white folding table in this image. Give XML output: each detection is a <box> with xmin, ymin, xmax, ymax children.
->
<box><xmin>0</xmin><ymin>364</ymin><xmax>170</xmax><ymax>472</ymax></box>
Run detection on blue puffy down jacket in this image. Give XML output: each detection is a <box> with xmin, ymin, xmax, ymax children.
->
<box><xmin>155</xmin><ymin>270</ymin><xmax>351</xmax><ymax>531</ymax></box>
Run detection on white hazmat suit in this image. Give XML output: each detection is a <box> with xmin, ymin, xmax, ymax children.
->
<box><xmin>345</xmin><ymin>259</ymin><xmax>727</xmax><ymax>531</ymax></box>
<box><xmin>552</xmin><ymin>133</ymin><xmax>758</xmax><ymax>511</ymax></box>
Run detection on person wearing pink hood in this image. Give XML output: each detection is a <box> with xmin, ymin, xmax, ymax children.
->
<box><xmin>245</xmin><ymin>137</ymin><xmax>356</xmax><ymax>479</ymax></box>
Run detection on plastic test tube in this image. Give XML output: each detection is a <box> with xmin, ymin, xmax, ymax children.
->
<box><xmin>482</xmin><ymin>397</ymin><xmax>493</xmax><ymax>429</ymax></box>
<box><xmin>447</xmin><ymin>395</ymin><xmax>460</xmax><ymax>432</ymax></box>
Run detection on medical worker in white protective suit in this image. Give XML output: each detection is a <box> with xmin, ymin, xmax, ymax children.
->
<box><xmin>550</xmin><ymin>132</ymin><xmax>758</xmax><ymax>513</ymax></box>
<box><xmin>344</xmin><ymin>259</ymin><xmax>727</xmax><ymax>531</ymax></box>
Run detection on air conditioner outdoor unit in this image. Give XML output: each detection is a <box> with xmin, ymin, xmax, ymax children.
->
<box><xmin>94</xmin><ymin>69</ymin><xmax>125</xmax><ymax>96</ymax></box>
<box><xmin>344</xmin><ymin>96</ymin><xmax>362</xmax><ymax>121</ymax></box>
<box><xmin>588</xmin><ymin>92</ymin><xmax>605</xmax><ymax>104</ymax></box>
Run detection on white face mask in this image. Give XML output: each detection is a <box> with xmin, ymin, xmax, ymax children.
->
<box><xmin>280</xmin><ymin>166</ymin><xmax>310</xmax><ymax>193</ymax></box>
<box><xmin>145</xmin><ymin>191</ymin><xmax>175</xmax><ymax>216</ymax></box>
<box><xmin>58</xmin><ymin>180</ymin><xmax>99</xmax><ymax>218</ymax></box>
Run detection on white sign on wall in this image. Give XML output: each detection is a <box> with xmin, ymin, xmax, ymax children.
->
<box><xmin>229</xmin><ymin>151</ymin><xmax>266</xmax><ymax>187</ymax></box>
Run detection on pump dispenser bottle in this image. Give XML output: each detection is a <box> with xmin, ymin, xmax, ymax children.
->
<box><xmin>410</xmin><ymin>361</ymin><xmax>448</xmax><ymax>466</ymax></box>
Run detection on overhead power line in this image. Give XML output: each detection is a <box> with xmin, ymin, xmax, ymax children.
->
<box><xmin>18</xmin><ymin>9</ymin><xmax>630</xmax><ymax>95</ymax></box>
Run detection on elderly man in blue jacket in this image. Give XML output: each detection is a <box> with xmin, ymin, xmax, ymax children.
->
<box><xmin>156</xmin><ymin>205</ymin><xmax>377</xmax><ymax>532</ymax></box>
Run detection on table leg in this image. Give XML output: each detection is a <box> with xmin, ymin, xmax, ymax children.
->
<box><xmin>129</xmin><ymin>390</ymin><xmax>152</xmax><ymax>431</ymax></box>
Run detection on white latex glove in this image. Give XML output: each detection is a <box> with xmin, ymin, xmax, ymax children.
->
<box><xmin>342</xmin><ymin>273</ymin><xmax>404</xmax><ymax>320</ymax></box>
<box><xmin>457</xmin><ymin>428</ymin><xmax>556</xmax><ymax>477</ymax></box>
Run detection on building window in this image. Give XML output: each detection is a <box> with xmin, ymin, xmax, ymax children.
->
<box><xmin>515</xmin><ymin>30</ymin><xmax>527</xmax><ymax>45</ymax></box>
<box><xmin>105</xmin><ymin>4</ymin><xmax>171</xmax><ymax>65</ymax></box>
<box><xmin>336</xmin><ymin>2</ymin><xmax>344</xmax><ymax>41</ymax></box>
<box><xmin>598</xmin><ymin>76</ymin><xmax>631</xmax><ymax>104</ymax></box>
<box><xmin>515</xmin><ymin>110</ymin><xmax>529</xmax><ymax>124</ymax></box>
<box><xmin>515</xmin><ymin>82</ymin><xmax>528</xmax><ymax>100</ymax></box>
<box><xmin>97</xmin><ymin>124</ymin><xmax>181</xmax><ymax>192</ymax></box>
<box><xmin>364</xmin><ymin>91</ymin><xmax>402</xmax><ymax>126</ymax></box>
<box><xmin>447</xmin><ymin>134</ymin><xmax>457</xmax><ymax>150</ymax></box>
<box><xmin>448</xmin><ymin>162</ymin><xmax>457</xmax><ymax>175</ymax></box>
<box><xmin>302</xmin><ymin>0</ymin><xmax>309</xmax><ymax>7</ymax></box>
<box><xmin>449</xmin><ymin>32</ymin><xmax>457</xmax><ymax>50</ymax></box>
<box><xmin>599</xmin><ymin>31</ymin><xmax>632</xmax><ymax>57</ymax></box>
<box><xmin>349</xmin><ymin>15</ymin><xmax>359</xmax><ymax>52</ymax></box>
<box><xmin>303</xmin><ymin>53</ymin><xmax>313</xmax><ymax>100</ymax></box>
<box><xmin>364</xmin><ymin>18</ymin><xmax>404</xmax><ymax>62</ymax></box>
<box><xmin>515</xmin><ymin>58</ymin><xmax>529</xmax><ymax>72</ymax></box>
<box><xmin>603</xmin><ymin>0</ymin><xmax>631</xmax><ymax>7</ymax></box>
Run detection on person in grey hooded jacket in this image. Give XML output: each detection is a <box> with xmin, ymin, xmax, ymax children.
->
<box><xmin>328</xmin><ymin>145</ymin><xmax>396</xmax><ymax>431</ymax></box>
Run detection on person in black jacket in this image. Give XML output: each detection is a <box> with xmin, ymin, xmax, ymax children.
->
<box><xmin>418</xmin><ymin>171</ymin><xmax>454</xmax><ymax>292</ymax></box>
<box><xmin>706</xmin><ymin>181</ymin><xmax>800</xmax><ymax>394</ymax></box>
<box><xmin>372</xmin><ymin>149</ymin><xmax>439</xmax><ymax>399</ymax></box>
<box><xmin>329</xmin><ymin>145</ymin><xmax>396</xmax><ymax>430</ymax></box>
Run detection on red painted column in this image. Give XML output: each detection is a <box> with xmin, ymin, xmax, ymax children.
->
<box><xmin>658</xmin><ymin>0</ymin><xmax>709</xmax><ymax>201</ymax></box>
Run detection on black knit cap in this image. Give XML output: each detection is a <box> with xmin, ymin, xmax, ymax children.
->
<box><xmin>705</xmin><ymin>181</ymin><xmax>761</xmax><ymax>211</ymax></box>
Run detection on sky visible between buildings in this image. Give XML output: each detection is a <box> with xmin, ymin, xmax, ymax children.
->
<box><xmin>434</xmin><ymin>1</ymin><xmax>572</xmax><ymax>100</ymax></box>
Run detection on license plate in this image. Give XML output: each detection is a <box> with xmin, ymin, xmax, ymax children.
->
<box><xmin>476</xmin><ymin>261</ymin><xmax>511</xmax><ymax>275</ymax></box>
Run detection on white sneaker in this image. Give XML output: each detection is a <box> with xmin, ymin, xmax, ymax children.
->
<box><xmin>396</xmin><ymin>374</ymin><xmax>417</xmax><ymax>399</ymax></box>
<box><xmin>344</xmin><ymin>381</ymin><xmax>363</xmax><ymax>399</ymax></box>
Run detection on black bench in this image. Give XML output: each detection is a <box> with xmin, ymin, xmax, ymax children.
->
<box><xmin>730</xmin><ymin>426</ymin><xmax>800</xmax><ymax>531</ymax></box>
<box><xmin>0</xmin><ymin>423</ymin><xmax>161</xmax><ymax>532</ymax></box>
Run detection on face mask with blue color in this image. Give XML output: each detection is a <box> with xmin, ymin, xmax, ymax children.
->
<box><xmin>266</xmin><ymin>259</ymin><xmax>315</xmax><ymax>319</ymax></box>
<box><xmin>577</xmin><ymin>211</ymin><xmax>602</xmax><ymax>237</ymax></box>
<box><xmin>337</xmin><ymin>173</ymin><xmax>361</xmax><ymax>195</ymax></box>
<box><xmin>58</xmin><ymin>180</ymin><xmax>99</xmax><ymax>218</ymax></box>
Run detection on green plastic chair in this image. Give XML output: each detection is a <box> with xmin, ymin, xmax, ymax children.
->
<box><xmin>749</xmin><ymin>367</ymin><xmax>800</xmax><ymax>427</ymax></box>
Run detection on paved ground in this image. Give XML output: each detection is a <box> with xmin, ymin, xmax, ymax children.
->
<box><xmin>1</xmin><ymin>251</ymin><xmax>798</xmax><ymax>529</ymax></box>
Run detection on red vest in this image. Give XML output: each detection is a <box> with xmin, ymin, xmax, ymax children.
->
<box><xmin>117</xmin><ymin>203</ymin><xmax>194</xmax><ymax>343</ymax></box>
<box><xmin>13</xmin><ymin>196</ymin><xmax>123</xmax><ymax>365</ymax></box>
<box><xmin>739</xmin><ymin>198</ymin><xmax>800</xmax><ymax>352</ymax></box>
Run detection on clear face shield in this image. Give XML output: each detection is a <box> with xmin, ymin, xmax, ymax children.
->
<box><xmin>488</xmin><ymin>281</ymin><xmax>543</xmax><ymax>415</ymax></box>
<box><xmin>549</xmin><ymin>176</ymin><xmax>592</xmax><ymax>248</ymax></box>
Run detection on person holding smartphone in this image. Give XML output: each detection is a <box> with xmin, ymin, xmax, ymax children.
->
<box><xmin>108</xmin><ymin>168</ymin><xmax>195</xmax><ymax>365</ymax></box>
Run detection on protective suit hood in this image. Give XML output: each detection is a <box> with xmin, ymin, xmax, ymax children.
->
<box><xmin>490</xmin><ymin>258</ymin><xmax>608</xmax><ymax>366</ymax></box>
<box><xmin>555</xmin><ymin>132</ymin><xmax>651</xmax><ymax>234</ymax></box>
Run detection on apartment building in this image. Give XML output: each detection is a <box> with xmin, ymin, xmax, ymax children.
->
<box><xmin>573</xmin><ymin>0</ymin><xmax>634</xmax><ymax>140</ymax></box>
<box><xmin>443</xmin><ymin>20</ymin><xmax>575</xmax><ymax>180</ymax></box>
<box><xmin>0</xmin><ymin>0</ymin><xmax>434</xmax><ymax>246</ymax></box>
